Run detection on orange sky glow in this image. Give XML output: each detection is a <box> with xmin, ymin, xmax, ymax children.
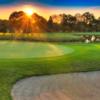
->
<box><xmin>0</xmin><ymin>4</ymin><xmax>100</xmax><ymax>20</ymax></box>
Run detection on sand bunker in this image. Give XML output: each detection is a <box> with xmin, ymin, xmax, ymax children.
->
<box><xmin>12</xmin><ymin>71</ymin><xmax>100</xmax><ymax>100</ymax></box>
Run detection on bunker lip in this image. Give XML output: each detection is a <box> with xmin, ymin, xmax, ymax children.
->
<box><xmin>0</xmin><ymin>41</ymin><xmax>74</xmax><ymax>59</ymax></box>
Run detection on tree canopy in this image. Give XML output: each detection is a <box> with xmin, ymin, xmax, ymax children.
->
<box><xmin>0</xmin><ymin>11</ymin><xmax>100</xmax><ymax>33</ymax></box>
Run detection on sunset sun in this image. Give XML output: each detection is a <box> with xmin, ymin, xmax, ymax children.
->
<box><xmin>24</xmin><ymin>7</ymin><xmax>34</xmax><ymax>16</ymax></box>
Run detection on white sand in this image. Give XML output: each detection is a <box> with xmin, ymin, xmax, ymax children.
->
<box><xmin>12</xmin><ymin>71</ymin><xmax>100</xmax><ymax>100</ymax></box>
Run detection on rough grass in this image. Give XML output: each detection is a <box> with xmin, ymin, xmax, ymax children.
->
<box><xmin>0</xmin><ymin>33</ymin><xmax>83</xmax><ymax>42</ymax></box>
<box><xmin>0</xmin><ymin>32</ymin><xmax>100</xmax><ymax>42</ymax></box>
<box><xmin>0</xmin><ymin>42</ymin><xmax>100</xmax><ymax>100</ymax></box>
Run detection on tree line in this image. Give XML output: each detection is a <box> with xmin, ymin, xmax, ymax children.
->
<box><xmin>0</xmin><ymin>11</ymin><xmax>100</xmax><ymax>33</ymax></box>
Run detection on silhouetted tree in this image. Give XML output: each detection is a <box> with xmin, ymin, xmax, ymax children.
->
<box><xmin>31</xmin><ymin>13</ymin><xmax>49</xmax><ymax>33</ymax></box>
<box><xmin>83</xmin><ymin>12</ymin><xmax>95</xmax><ymax>25</ymax></box>
<box><xmin>0</xmin><ymin>11</ymin><xmax>98</xmax><ymax>33</ymax></box>
<box><xmin>48</xmin><ymin>16</ymin><xmax>53</xmax><ymax>30</ymax></box>
<box><xmin>9</xmin><ymin>11</ymin><xmax>49</xmax><ymax>33</ymax></box>
<box><xmin>9</xmin><ymin>11</ymin><xmax>26</xmax><ymax>33</ymax></box>
<box><xmin>0</xmin><ymin>20</ymin><xmax>9</xmax><ymax>33</ymax></box>
<box><xmin>61</xmin><ymin>14</ymin><xmax>76</xmax><ymax>32</ymax></box>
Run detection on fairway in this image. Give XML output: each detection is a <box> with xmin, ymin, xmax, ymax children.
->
<box><xmin>0</xmin><ymin>42</ymin><xmax>100</xmax><ymax>100</ymax></box>
<box><xmin>0</xmin><ymin>41</ymin><xmax>73</xmax><ymax>58</ymax></box>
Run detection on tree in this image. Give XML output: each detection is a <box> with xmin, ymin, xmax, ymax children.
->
<box><xmin>7</xmin><ymin>11</ymin><xmax>100</xmax><ymax>33</ymax></box>
<box><xmin>48</xmin><ymin>16</ymin><xmax>53</xmax><ymax>30</ymax></box>
<box><xmin>61</xmin><ymin>14</ymin><xmax>76</xmax><ymax>32</ymax></box>
<box><xmin>74</xmin><ymin>22</ymin><xmax>87</xmax><ymax>32</ymax></box>
<box><xmin>95</xmin><ymin>17</ymin><xmax>100</xmax><ymax>32</ymax></box>
<box><xmin>83</xmin><ymin>12</ymin><xmax>95</xmax><ymax>25</ymax></box>
<box><xmin>9</xmin><ymin>11</ymin><xmax>49</xmax><ymax>33</ymax></box>
<box><xmin>31</xmin><ymin>13</ymin><xmax>49</xmax><ymax>33</ymax></box>
<box><xmin>9</xmin><ymin>11</ymin><xmax>26</xmax><ymax>33</ymax></box>
<box><xmin>0</xmin><ymin>20</ymin><xmax>9</xmax><ymax>33</ymax></box>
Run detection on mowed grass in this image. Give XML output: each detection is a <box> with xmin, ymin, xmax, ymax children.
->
<box><xmin>0</xmin><ymin>41</ymin><xmax>73</xmax><ymax>58</ymax></box>
<box><xmin>0</xmin><ymin>41</ymin><xmax>100</xmax><ymax>100</ymax></box>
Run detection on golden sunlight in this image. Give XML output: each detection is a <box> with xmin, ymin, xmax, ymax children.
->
<box><xmin>23</xmin><ymin>7</ymin><xmax>34</xmax><ymax>16</ymax></box>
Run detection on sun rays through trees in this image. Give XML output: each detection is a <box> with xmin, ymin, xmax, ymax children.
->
<box><xmin>0</xmin><ymin>11</ymin><xmax>100</xmax><ymax>34</ymax></box>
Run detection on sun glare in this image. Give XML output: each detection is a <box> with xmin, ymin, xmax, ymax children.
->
<box><xmin>24</xmin><ymin>7</ymin><xmax>34</xmax><ymax>16</ymax></box>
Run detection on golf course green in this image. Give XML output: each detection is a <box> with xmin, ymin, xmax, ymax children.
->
<box><xmin>0</xmin><ymin>41</ymin><xmax>100</xmax><ymax>100</ymax></box>
<box><xmin>0</xmin><ymin>41</ymin><xmax>73</xmax><ymax>58</ymax></box>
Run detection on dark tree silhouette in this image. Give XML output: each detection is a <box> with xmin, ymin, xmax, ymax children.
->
<box><xmin>9</xmin><ymin>11</ymin><xmax>49</xmax><ymax>33</ymax></box>
<box><xmin>9</xmin><ymin>11</ymin><xmax>26</xmax><ymax>33</ymax></box>
<box><xmin>48</xmin><ymin>16</ymin><xmax>53</xmax><ymax>30</ymax></box>
<box><xmin>82</xmin><ymin>12</ymin><xmax>95</xmax><ymax>24</ymax></box>
<box><xmin>0</xmin><ymin>11</ymin><xmax>99</xmax><ymax>33</ymax></box>
<box><xmin>0</xmin><ymin>20</ymin><xmax>9</xmax><ymax>33</ymax></box>
<box><xmin>61</xmin><ymin>14</ymin><xmax>76</xmax><ymax>32</ymax></box>
<box><xmin>31</xmin><ymin>13</ymin><xmax>49</xmax><ymax>33</ymax></box>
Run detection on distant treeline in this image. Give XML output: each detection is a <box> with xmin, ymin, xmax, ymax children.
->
<box><xmin>0</xmin><ymin>11</ymin><xmax>100</xmax><ymax>33</ymax></box>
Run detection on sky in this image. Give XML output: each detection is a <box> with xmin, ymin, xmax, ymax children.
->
<box><xmin>0</xmin><ymin>0</ymin><xmax>100</xmax><ymax>19</ymax></box>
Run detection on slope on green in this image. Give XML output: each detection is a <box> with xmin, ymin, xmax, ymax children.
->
<box><xmin>0</xmin><ymin>41</ymin><xmax>73</xmax><ymax>58</ymax></box>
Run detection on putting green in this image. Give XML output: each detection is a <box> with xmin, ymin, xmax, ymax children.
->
<box><xmin>0</xmin><ymin>41</ymin><xmax>74</xmax><ymax>59</ymax></box>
